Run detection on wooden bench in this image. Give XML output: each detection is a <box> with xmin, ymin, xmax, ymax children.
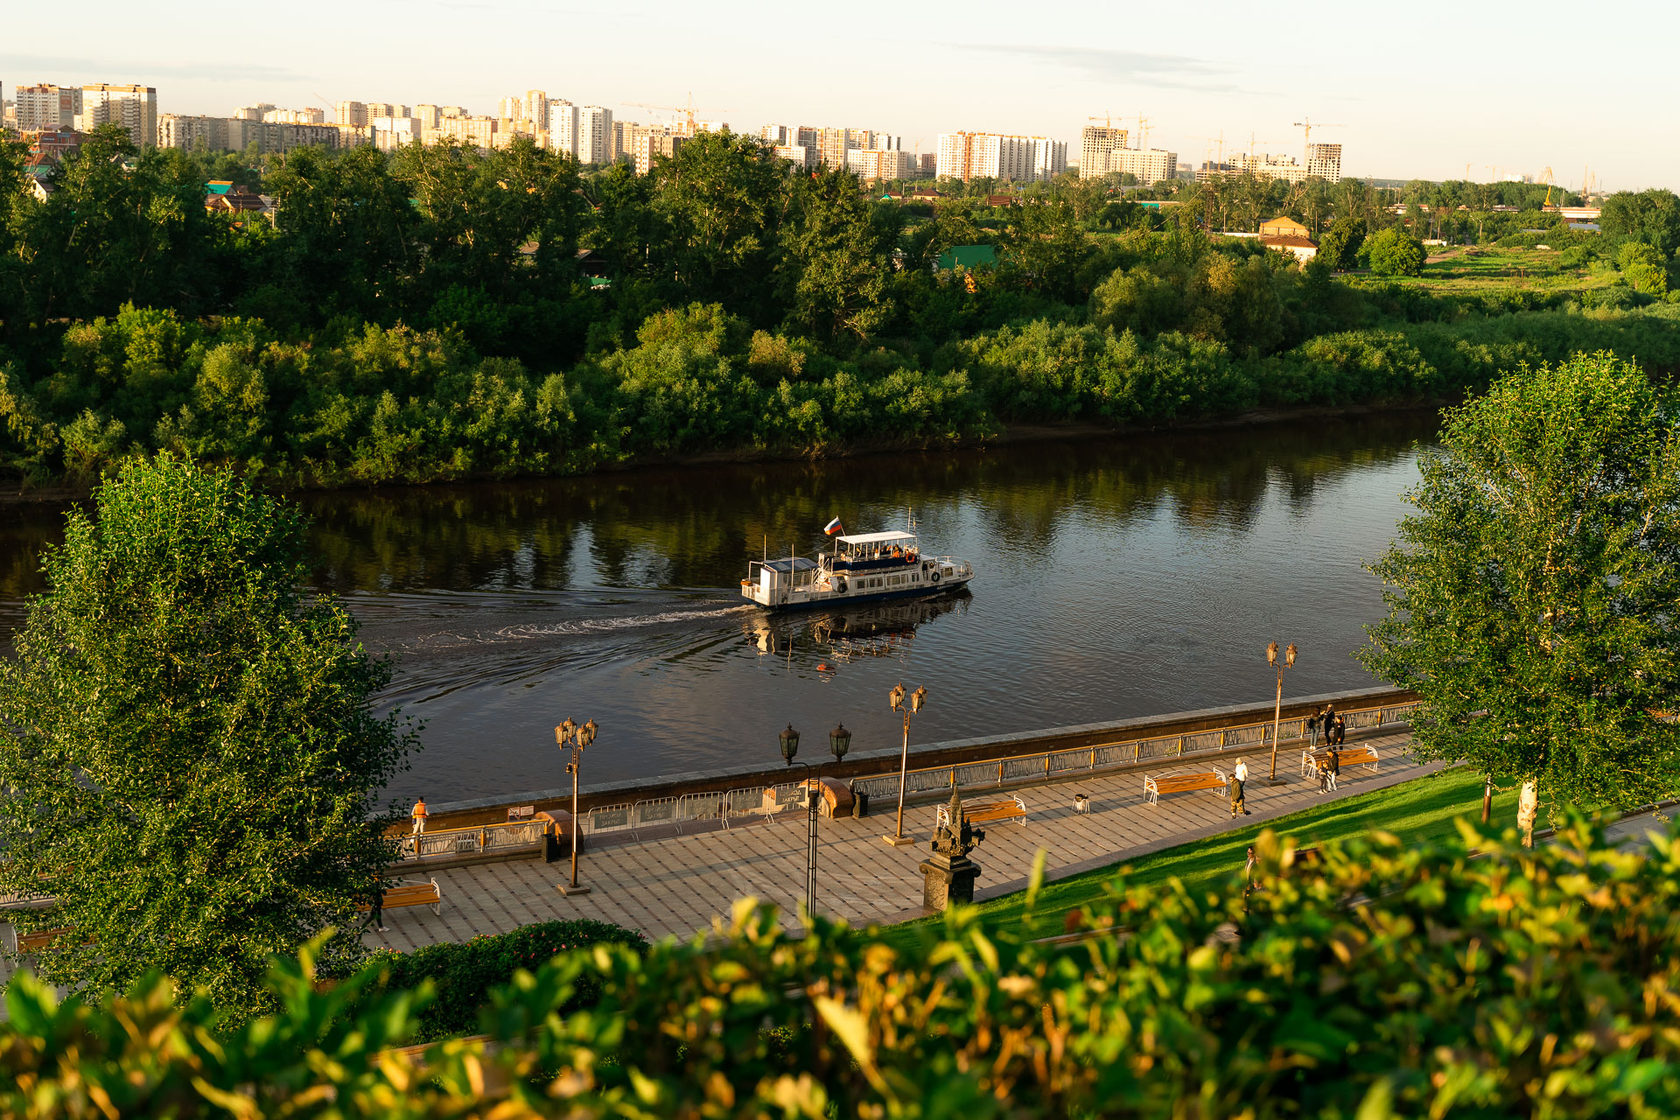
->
<box><xmin>936</xmin><ymin>794</ymin><xmax>1027</xmax><ymax>830</ymax></box>
<box><xmin>2</xmin><ymin>924</ymin><xmax>73</xmax><ymax>955</ymax></box>
<box><xmin>359</xmin><ymin>878</ymin><xmax>443</xmax><ymax>919</ymax></box>
<box><xmin>1144</xmin><ymin>768</ymin><xmax>1229</xmax><ymax>806</ymax></box>
<box><xmin>1301</xmin><ymin>745</ymin><xmax>1381</xmax><ymax>778</ymax></box>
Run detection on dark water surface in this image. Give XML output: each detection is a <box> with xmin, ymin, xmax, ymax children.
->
<box><xmin>0</xmin><ymin>413</ymin><xmax>1436</xmax><ymax>800</ymax></box>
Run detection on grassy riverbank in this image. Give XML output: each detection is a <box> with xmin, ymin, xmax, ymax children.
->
<box><xmin>879</xmin><ymin>766</ymin><xmax>1497</xmax><ymax>950</ymax></box>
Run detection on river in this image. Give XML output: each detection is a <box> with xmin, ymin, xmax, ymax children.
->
<box><xmin>0</xmin><ymin>411</ymin><xmax>1437</xmax><ymax>801</ymax></box>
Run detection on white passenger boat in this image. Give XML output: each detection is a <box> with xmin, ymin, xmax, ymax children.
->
<box><xmin>742</xmin><ymin>522</ymin><xmax>974</xmax><ymax>610</ymax></box>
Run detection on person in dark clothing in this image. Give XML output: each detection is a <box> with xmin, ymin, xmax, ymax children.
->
<box><xmin>1307</xmin><ymin>712</ymin><xmax>1322</xmax><ymax>748</ymax></box>
<box><xmin>1331</xmin><ymin>714</ymin><xmax>1346</xmax><ymax>746</ymax></box>
<box><xmin>1328</xmin><ymin>748</ymin><xmax>1341</xmax><ymax>790</ymax></box>
<box><xmin>369</xmin><ymin>877</ymin><xmax>387</xmax><ymax>933</ymax></box>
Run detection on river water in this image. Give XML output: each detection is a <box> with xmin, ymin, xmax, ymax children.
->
<box><xmin>0</xmin><ymin>412</ymin><xmax>1437</xmax><ymax>801</ymax></box>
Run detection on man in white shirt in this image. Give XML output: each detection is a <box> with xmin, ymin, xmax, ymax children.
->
<box><xmin>1231</xmin><ymin>759</ymin><xmax>1250</xmax><ymax>817</ymax></box>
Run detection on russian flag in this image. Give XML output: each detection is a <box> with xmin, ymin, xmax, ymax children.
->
<box><xmin>823</xmin><ymin>517</ymin><xmax>844</xmax><ymax>536</ymax></box>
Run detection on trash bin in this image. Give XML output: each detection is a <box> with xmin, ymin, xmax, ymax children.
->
<box><xmin>853</xmin><ymin>790</ymin><xmax>869</xmax><ymax>818</ymax></box>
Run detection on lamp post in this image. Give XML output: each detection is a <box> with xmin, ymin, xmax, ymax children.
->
<box><xmin>1265</xmin><ymin>642</ymin><xmax>1297</xmax><ymax>784</ymax></box>
<box><xmin>884</xmin><ymin>682</ymin><xmax>928</xmax><ymax>847</ymax></box>
<box><xmin>555</xmin><ymin>716</ymin><xmax>598</xmax><ymax>895</ymax></box>
<box><xmin>778</xmin><ymin>720</ymin><xmax>852</xmax><ymax>915</ymax></box>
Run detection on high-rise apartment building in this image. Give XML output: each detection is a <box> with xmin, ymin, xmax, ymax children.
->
<box><xmin>158</xmin><ymin>114</ymin><xmax>349</xmax><ymax>154</ymax></box>
<box><xmin>1305</xmin><ymin>143</ymin><xmax>1342</xmax><ymax>183</ymax></box>
<box><xmin>336</xmin><ymin>101</ymin><xmax>369</xmax><ymax>128</ymax></box>
<box><xmin>76</xmin><ymin>84</ymin><xmax>157</xmax><ymax>149</ymax></box>
<box><xmin>1105</xmin><ymin>147</ymin><xmax>1177</xmax><ymax>186</ymax></box>
<box><xmin>263</xmin><ymin>107</ymin><xmax>325</xmax><ymax>125</ymax></box>
<box><xmin>936</xmin><ymin>131</ymin><xmax>1061</xmax><ymax>183</ymax></box>
<box><xmin>371</xmin><ymin>115</ymin><xmax>422</xmax><ymax>151</ymax></box>
<box><xmin>632</xmin><ymin>130</ymin><xmax>685</xmax><ymax>175</ymax></box>
<box><xmin>233</xmin><ymin>104</ymin><xmax>276</xmax><ymax>121</ymax></box>
<box><xmin>430</xmin><ymin>114</ymin><xmax>497</xmax><ymax>151</ymax></box>
<box><xmin>412</xmin><ymin>104</ymin><xmax>441</xmax><ymax>131</ymax></box>
<box><xmin>1078</xmin><ymin>125</ymin><xmax>1128</xmax><ymax>179</ymax></box>
<box><xmin>846</xmin><ymin>148</ymin><xmax>924</xmax><ymax>182</ymax></box>
<box><xmin>16</xmin><ymin>84</ymin><xmax>82</xmax><ymax>131</ymax></box>
<box><xmin>548</xmin><ymin>99</ymin><xmax>578</xmax><ymax>157</ymax></box>
<box><xmin>577</xmin><ymin>105</ymin><xmax>613</xmax><ymax>163</ymax></box>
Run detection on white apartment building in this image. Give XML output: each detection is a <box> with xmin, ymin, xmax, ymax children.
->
<box><xmin>548</xmin><ymin>100</ymin><xmax>578</xmax><ymax>157</ymax></box>
<box><xmin>371</xmin><ymin>115</ymin><xmax>422</xmax><ymax>151</ymax></box>
<box><xmin>157</xmin><ymin>114</ymin><xmax>348</xmax><ymax>154</ymax></box>
<box><xmin>1106</xmin><ymin>147</ymin><xmax>1177</xmax><ymax>186</ymax></box>
<box><xmin>365</xmin><ymin>102</ymin><xmax>408</xmax><ymax>120</ymax></box>
<box><xmin>936</xmin><ymin>131</ymin><xmax>1059</xmax><ymax>183</ymax></box>
<box><xmin>15</xmin><ymin>84</ymin><xmax>81</xmax><ymax>131</ymax></box>
<box><xmin>846</xmin><ymin>148</ymin><xmax>923</xmax><ymax>182</ymax></box>
<box><xmin>233</xmin><ymin>104</ymin><xmax>276</xmax><ymax>121</ymax></box>
<box><xmin>76</xmin><ymin>84</ymin><xmax>157</xmax><ymax>149</ymax></box>
<box><xmin>429</xmin><ymin>114</ymin><xmax>497</xmax><ymax>151</ymax></box>
<box><xmin>577</xmin><ymin>105</ymin><xmax>613</xmax><ymax>164</ymax></box>
<box><xmin>263</xmin><ymin>107</ymin><xmax>324</xmax><ymax>125</ymax></box>
<box><xmin>1078</xmin><ymin>126</ymin><xmax>1128</xmax><ymax>180</ymax></box>
<box><xmin>1305</xmin><ymin>143</ymin><xmax>1343</xmax><ymax>183</ymax></box>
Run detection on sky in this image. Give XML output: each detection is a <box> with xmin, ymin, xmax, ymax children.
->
<box><xmin>4</xmin><ymin>0</ymin><xmax>1676</xmax><ymax>191</ymax></box>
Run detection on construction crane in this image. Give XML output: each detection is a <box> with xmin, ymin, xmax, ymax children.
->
<box><xmin>1131</xmin><ymin>113</ymin><xmax>1152</xmax><ymax>150</ymax></box>
<box><xmin>1540</xmin><ymin>166</ymin><xmax>1556</xmax><ymax>207</ymax></box>
<box><xmin>623</xmin><ymin>92</ymin><xmax>730</xmax><ymax>135</ymax></box>
<box><xmin>1086</xmin><ymin>113</ymin><xmax>1117</xmax><ymax>129</ymax></box>
<box><xmin>1291</xmin><ymin>117</ymin><xmax>1344</xmax><ymax>151</ymax></box>
<box><xmin>1204</xmin><ymin>131</ymin><xmax>1226</xmax><ymax>166</ymax></box>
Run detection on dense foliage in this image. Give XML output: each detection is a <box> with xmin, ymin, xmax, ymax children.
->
<box><xmin>0</xmin><ymin>457</ymin><xmax>416</xmax><ymax>1016</ymax></box>
<box><xmin>3</xmin><ymin>820</ymin><xmax>1678</xmax><ymax>1116</ymax></box>
<box><xmin>336</xmin><ymin>919</ymin><xmax>649</xmax><ymax>1043</ymax></box>
<box><xmin>3</xmin><ymin>127</ymin><xmax>1679</xmax><ymax>488</ymax></box>
<box><xmin>1362</xmin><ymin>354</ymin><xmax>1680</xmax><ymax>815</ymax></box>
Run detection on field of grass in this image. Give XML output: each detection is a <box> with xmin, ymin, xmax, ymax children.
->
<box><xmin>1378</xmin><ymin>246</ymin><xmax>1621</xmax><ymax>294</ymax></box>
<box><xmin>876</xmin><ymin>766</ymin><xmax>1499</xmax><ymax>951</ymax></box>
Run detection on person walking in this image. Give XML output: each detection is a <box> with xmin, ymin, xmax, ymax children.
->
<box><xmin>369</xmin><ymin>876</ymin><xmax>387</xmax><ymax>933</ymax></box>
<box><xmin>1317</xmin><ymin>758</ymin><xmax>1332</xmax><ymax>794</ymax></box>
<box><xmin>411</xmin><ymin>796</ymin><xmax>429</xmax><ymax>836</ymax></box>
<box><xmin>1327</xmin><ymin>747</ymin><xmax>1341</xmax><ymax>791</ymax></box>
<box><xmin>1231</xmin><ymin>758</ymin><xmax>1250</xmax><ymax>817</ymax></box>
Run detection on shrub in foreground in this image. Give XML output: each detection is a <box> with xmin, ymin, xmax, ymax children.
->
<box><xmin>2</xmin><ymin>820</ymin><xmax>1678</xmax><ymax>1117</ymax></box>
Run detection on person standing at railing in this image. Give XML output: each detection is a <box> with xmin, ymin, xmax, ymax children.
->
<box><xmin>411</xmin><ymin>796</ymin><xmax>428</xmax><ymax>836</ymax></box>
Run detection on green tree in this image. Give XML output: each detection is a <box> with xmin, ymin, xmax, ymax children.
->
<box><xmin>780</xmin><ymin>166</ymin><xmax>896</xmax><ymax>341</ymax></box>
<box><xmin>1316</xmin><ymin>215</ymin><xmax>1366</xmax><ymax>271</ymax></box>
<box><xmin>1363</xmin><ymin>226</ymin><xmax>1426</xmax><ymax>276</ymax></box>
<box><xmin>0</xmin><ymin>456</ymin><xmax>416</xmax><ymax>1014</ymax></box>
<box><xmin>1361</xmin><ymin>354</ymin><xmax>1680</xmax><ymax>823</ymax></box>
<box><xmin>651</xmin><ymin>131</ymin><xmax>789</xmax><ymax>318</ymax></box>
<box><xmin>1599</xmin><ymin>188</ymin><xmax>1680</xmax><ymax>257</ymax></box>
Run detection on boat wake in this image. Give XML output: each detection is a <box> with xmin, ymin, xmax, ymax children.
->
<box><xmin>396</xmin><ymin>602</ymin><xmax>755</xmax><ymax>651</ymax></box>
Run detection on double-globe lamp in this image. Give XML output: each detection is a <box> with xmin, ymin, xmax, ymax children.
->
<box><xmin>778</xmin><ymin>720</ymin><xmax>852</xmax><ymax>916</ymax></box>
<box><xmin>555</xmin><ymin>716</ymin><xmax>598</xmax><ymax>895</ymax></box>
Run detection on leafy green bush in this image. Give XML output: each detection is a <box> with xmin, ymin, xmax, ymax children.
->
<box><xmin>340</xmin><ymin>918</ymin><xmax>647</xmax><ymax>1042</ymax></box>
<box><xmin>4</xmin><ymin>821</ymin><xmax>1679</xmax><ymax>1117</ymax></box>
<box><xmin>1364</xmin><ymin>227</ymin><xmax>1427</xmax><ymax>277</ymax></box>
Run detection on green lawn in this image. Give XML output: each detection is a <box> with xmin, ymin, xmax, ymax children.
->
<box><xmin>1367</xmin><ymin>246</ymin><xmax>1619</xmax><ymax>294</ymax></box>
<box><xmin>875</xmin><ymin>766</ymin><xmax>1494</xmax><ymax>951</ymax></box>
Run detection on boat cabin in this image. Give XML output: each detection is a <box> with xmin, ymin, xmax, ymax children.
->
<box><xmin>831</xmin><ymin>531</ymin><xmax>920</xmax><ymax>571</ymax></box>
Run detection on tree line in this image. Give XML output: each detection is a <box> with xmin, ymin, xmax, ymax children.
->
<box><xmin>2</xmin><ymin>125</ymin><xmax>1678</xmax><ymax>487</ymax></box>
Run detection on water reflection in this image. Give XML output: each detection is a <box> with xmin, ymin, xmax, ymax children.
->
<box><xmin>0</xmin><ymin>411</ymin><xmax>1437</xmax><ymax>798</ymax></box>
<box><xmin>747</xmin><ymin>593</ymin><xmax>970</xmax><ymax>666</ymax></box>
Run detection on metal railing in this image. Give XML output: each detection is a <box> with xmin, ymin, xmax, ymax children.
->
<box><xmin>396</xmin><ymin>817</ymin><xmax>552</xmax><ymax>862</ymax></box>
<box><xmin>565</xmin><ymin>700</ymin><xmax>1420</xmax><ymax>849</ymax></box>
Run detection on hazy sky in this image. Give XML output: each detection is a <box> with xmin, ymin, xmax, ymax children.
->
<box><xmin>5</xmin><ymin>0</ymin><xmax>1675</xmax><ymax>190</ymax></box>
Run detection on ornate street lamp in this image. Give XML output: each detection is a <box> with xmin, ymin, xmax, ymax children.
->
<box><xmin>1265</xmin><ymin>642</ymin><xmax>1297</xmax><ymax>784</ymax></box>
<box><xmin>884</xmin><ymin>682</ymin><xmax>928</xmax><ymax>846</ymax></box>
<box><xmin>555</xmin><ymin>716</ymin><xmax>598</xmax><ymax>895</ymax></box>
<box><xmin>778</xmin><ymin>720</ymin><xmax>853</xmax><ymax>915</ymax></box>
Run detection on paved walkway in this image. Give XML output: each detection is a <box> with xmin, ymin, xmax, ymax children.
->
<box><xmin>366</xmin><ymin>732</ymin><xmax>1443</xmax><ymax>950</ymax></box>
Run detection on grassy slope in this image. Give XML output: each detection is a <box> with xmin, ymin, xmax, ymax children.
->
<box><xmin>876</xmin><ymin>766</ymin><xmax>1495</xmax><ymax>951</ymax></box>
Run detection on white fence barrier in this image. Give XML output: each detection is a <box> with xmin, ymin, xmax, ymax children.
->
<box><xmin>475</xmin><ymin>701</ymin><xmax>1421</xmax><ymax>855</ymax></box>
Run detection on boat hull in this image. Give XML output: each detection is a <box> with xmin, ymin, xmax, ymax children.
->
<box><xmin>743</xmin><ymin>573</ymin><xmax>974</xmax><ymax>612</ymax></box>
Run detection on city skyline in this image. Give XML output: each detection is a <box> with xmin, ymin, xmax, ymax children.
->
<box><xmin>4</xmin><ymin>0</ymin><xmax>1674</xmax><ymax>191</ymax></box>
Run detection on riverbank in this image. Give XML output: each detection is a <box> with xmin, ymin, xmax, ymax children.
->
<box><xmin>0</xmin><ymin>397</ymin><xmax>1447</xmax><ymax>507</ymax></box>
